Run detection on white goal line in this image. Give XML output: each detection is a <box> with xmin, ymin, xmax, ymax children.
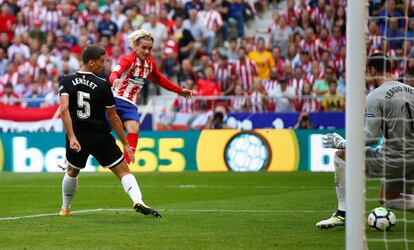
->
<box><xmin>0</xmin><ymin>208</ymin><xmax>332</xmax><ymax>221</ymax></box>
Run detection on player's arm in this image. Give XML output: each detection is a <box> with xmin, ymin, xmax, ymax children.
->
<box><xmin>108</xmin><ymin>56</ymin><xmax>133</xmax><ymax>86</ymax></box>
<box><xmin>150</xmin><ymin>60</ymin><xmax>192</xmax><ymax>99</ymax></box>
<box><xmin>364</xmin><ymin>93</ymin><xmax>382</xmax><ymax>146</ymax></box>
<box><xmin>60</xmin><ymin>94</ymin><xmax>81</xmax><ymax>153</ymax></box>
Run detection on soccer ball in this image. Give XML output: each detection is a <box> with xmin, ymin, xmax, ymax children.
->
<box><xmin>367</xmin><ymin>207</ymin><xmax>396</xmax><ymax>231</ymax></box>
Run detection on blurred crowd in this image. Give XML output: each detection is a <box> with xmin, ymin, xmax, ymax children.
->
<box><xmin>0</xmin><ymin>0</ymin><xmax>411</xmax><ymax>114</ymax></box>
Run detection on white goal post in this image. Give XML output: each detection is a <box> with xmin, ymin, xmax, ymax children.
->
<box><xmin>346</xmin><ymin>0</ymin><xmax>368</xmax><ymax>249</ymax></box>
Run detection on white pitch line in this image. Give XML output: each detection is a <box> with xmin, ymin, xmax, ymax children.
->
<box><xmin>0</xmin><ymin>208</ymin><xmax>332</xmax><ymax>221</ymax></box>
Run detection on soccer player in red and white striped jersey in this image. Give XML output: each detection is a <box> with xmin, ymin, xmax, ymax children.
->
<box><xmin>109</xmin><ymin>30</ymin><xmax>192</xmax><ymax>164</ymax></box>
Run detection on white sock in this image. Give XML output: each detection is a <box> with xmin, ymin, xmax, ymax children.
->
<box><xmin>121</xmin><ymin>174</ymin><xmax>143</xmax><ymax>204</ymax></box>
<box><xmin>334</xmin><ymin>154</ymin><xmax>346</xmax><ymax>211</ymax></box>
<box><xmin>62</xmin><ymin>173</ymin><xmax>78</xmax><ymax>210</ymax></box>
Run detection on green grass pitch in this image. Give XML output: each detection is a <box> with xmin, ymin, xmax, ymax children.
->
<box><xmin>0</xmin><ymin>172</ymin><xmax>412</xmax><ymax>250</ymax></box>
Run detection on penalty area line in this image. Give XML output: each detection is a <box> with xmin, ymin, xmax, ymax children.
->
<box><xmin>0</xmin><ymin>208</ymin><xmax>331</xmax><ymax>221</ymax></box>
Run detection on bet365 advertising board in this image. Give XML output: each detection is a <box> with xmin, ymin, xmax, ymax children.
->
<box><xmin>0</xmin><ymin>129</ymin><xmax>344</xmax><ymax>173</ymax></box>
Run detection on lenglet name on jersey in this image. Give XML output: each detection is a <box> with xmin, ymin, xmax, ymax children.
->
<box><xmin>72</xmin><ymin>78</ymin><xmax>98</xmax><ymax>89</ymax></box>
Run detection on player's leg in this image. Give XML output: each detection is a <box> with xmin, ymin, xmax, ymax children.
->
<box><xmin>380</xmin><ymin>169</ymin><xmax>414</xmax><ymax>212</ymax></box>
<box><xmin>123</xmin><ymin>120</ymin><xmax>140</xmax><ymax>165</ymax></box>
<box><xmin>110</xmin><ymin>162</ymin><xmax>161</xmax><ymax>217</ymax></box>
<box><xmin>114</xmin><ymin>98</ymin><xmax>140</xmax><ymax>165</ymax></box>
<box><xmin>316</xmin><ymin>150</ymin><xmax>346</xmax><ymax>229</ymax></box>
<box><xmin>60</xmin><ymin>139</ymin><xmax>89</xmax><ymax>216</ymax></box>
<box><xmin>92</xmin><ymin>134</ymin><xmax>161</xmax><ymax>217</ymax></box>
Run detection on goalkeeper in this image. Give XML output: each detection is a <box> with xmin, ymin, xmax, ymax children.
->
<box><xmin>316</xmin><ymin>53</ymin><xmax>414</xmax><ymax>229</ymax></box>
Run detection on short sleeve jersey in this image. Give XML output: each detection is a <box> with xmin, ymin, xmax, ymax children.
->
<box><xmin>365</xmin><ymin>81</ymin><xmax>414</xmax><ymax>163</ymax></box>
<box><xmin>59</xmin><ymin>71</ymin><xmax>115</xmax><ymax>137</ymax></box>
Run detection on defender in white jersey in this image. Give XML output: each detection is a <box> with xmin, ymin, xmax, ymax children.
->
<box><xmin>316</xmin><ymin>53</ymin><xmax>414</xmax><ymax>229</ymax></box>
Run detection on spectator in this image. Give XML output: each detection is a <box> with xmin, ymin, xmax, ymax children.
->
<box><xmin>229</xmin><ymin>0</ymin><xmax>245</xmax><ymax>38</ymax></box>
<box><xmin>160</xmin><ymin>8</ymin><xmax>176</xmax><ymax>34</ymax></box>
<box><xmin>0</xmin><ymin>3</ymin><xmax>16</xmax><ymax>41</ymax></box>
<box><xmin>269</xmin><ymin>77</ymin><xmax>296</xmax><ymax>112</ymax></box>
<box><xmin>29</xmin><ymin>20</ymin><xmax>46</xmax><ymax>44</ymax></box>
<box><xmin>250</xmin><ymin>80</ymin><xmax>267</xmax><ymax>112</ymax></box>
<box><xmin>8</xmin><ymin>34</ymin><xmax>30</xmax><ymax>60</ymax></box>
<box><xmin>234</xmin><ymin>46</ymin><xmax>256</xmax><ymax>92</ymax></box>
<box><xmin>206</xmin><ymin>106</ymin><xmax>228</xmax><ymax>129</ymax></box>
<box><xmin>183</xmin><ymin>8</ymin><xmax>215</xmax><ymax>54</ymax></box>
<box><xmin>0</xmin><ymin>82</ymin><xmax>20</xmax><ymax>106</ymax></box>
<box><xmin>249</xmin><ymin>37</ymin><xmax>275</xmax><ymax>80</ymax></box>
<box><xmin>98</xmin><ymin>10</ymin><xmax>118</xmax><ymax>37</ymax></box>
<box><xmin>0</xmin><ymin>62</ymin><xmax>18</xmax><ymax>86</ymax></box>
<box><xmin>162</xmin><ymin>33</ymin><xmax>179</xmax><ymax>78</ymax></box>
<box><xmin>294</xmin><ymin>111</ymin><xmax>314</xmax><ymax>129</ymax></box>
<box><xmin>14</xmin><ymin>72</ymin><xmax>32</xmax><ymax>98</ymax></box>
<box><xmin>271</xmin><ymin>46</ymin><xmax>285</xmax><ymax>76</ymax></box>
<box><xmin>141</xmin><ymin>14</ymin><xmax>168</xmax><ymax>62</ymax></box>
<box><xmin>320</xmin><ymin>78</ymin><xmax>344</xmax><ymax>111</ymax></box>
<box><xmin>184</xmin><ymin>0</ymin><xmax>204</xmax><ymax>18</ymax></box>
<box><xmin>44</xmin><ymin>80</ymin><xmax>59</xmax><ymax>106</ymax></box>
<box><xmin>198</xmin><ymin>0</ymin><xmax>223</xmax><ymax>34</ymax></box>
<box><xmin>22</xmin><ymin>83</ymin><xmax>45</xmax><ymax>108</ymax></box>
<box><xmin>62</xmin><ymin>23</ymin><xmax>78</xmax><ymax>48</ymax></box>
<box><xmin>172</xmin><ymin>14</ymin><xmax>195</xmax><ymax>62</ymax></box>
<box><xmin>215</xmin><ymin>53</ymin><xmax>236</xmax><ymax>96</ymax></box>
<box><xmin>217</xmin><ymin>0</ymin><xmax>231</xmax><ymax>46</ymax></box>
<box><xmin>298</xmin><ymin>81</ymin><xmax>319</xmax><ymax>112</ymax></box>
<box><xmin>0</xmin><ymin>47</ymin><xmax>8</xmax><ymax>75</ymax></box>
<box><xmin>270</xmin><ymin>16</ymin><xmax>292</xmax><ymax>57</ymax></box>
<box><xmin>290</xmin><ymin>64</ymin><xmax>304</xmax><ymax>92</ymax></box>
<box><xmin>313</xmin><ymin>66</ymin><xmax>333</xmax><ymax>95</ymax></box>
<box><xmin>230</xmin><ymin>84</ymin><xmax>250</xmax><ymax>112</ymax></box>
<box><xmin>177</xmin><ymin>59</ymin><xmax>197</xmax><ymax>88</ymax></box>
<box><xmin>111</xmin><ymin>5</ymin><xmax>127</xmax><ymax>30</ymax></box>
<box><xmin>54</xmin><ymin>47</ymin><xmax>80</xmax><ymax>76</ymax></box>
<box><xmin>0</xmin><ymin>31</ymin><xmax>11</xmax><ymax>52</ymax></box>
<box><xmin>385</xmin><ymin>17</ymin><xmax>405</xmax><ymax>50</ymax></box>
<box><xmin>226</xmin><ymin>38</ymin><xmax>239</xmax><ymax>63</ymax></box>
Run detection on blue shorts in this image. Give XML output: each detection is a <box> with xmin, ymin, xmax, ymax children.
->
<box><xmin>115</xmin><ymin>98</ymin><xmax>140</xmax><ymax>123</ymax></box>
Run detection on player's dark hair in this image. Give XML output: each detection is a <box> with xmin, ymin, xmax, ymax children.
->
<box><xmin>82</xmin><ymin>45</ymin><xmax>106</xmax><ymax>64</ymax></box>
<box><xmin>367</xmin><ymin>53</ymin><xmax>391</xmax><ymax>73</ymax></box>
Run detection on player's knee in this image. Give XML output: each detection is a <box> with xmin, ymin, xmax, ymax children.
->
<box><xmin>125</xmin><ymin>121</ymin><xmax>140</xmax><ymax>133</ymax></box>
<box><xmin>335</xmin><ymin>150</ymin><xmax>345</xmax><ymax>160</ymax></box>
<box><xmin>67</xmin><ymin>166</ymin><xmax>80</xmax><ymax>178</ymax></box>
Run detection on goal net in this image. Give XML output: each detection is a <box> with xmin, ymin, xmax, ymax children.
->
<box><xmin>351</xmin><ymin>0</ymin><xmax>414</xmax><ymax>249</ymax></box>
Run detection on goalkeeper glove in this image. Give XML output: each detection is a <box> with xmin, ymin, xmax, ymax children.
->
<box><xmin>322</xmin><ymin>133</ymin><xmax>346</xmax><ymax>149</ymax></box>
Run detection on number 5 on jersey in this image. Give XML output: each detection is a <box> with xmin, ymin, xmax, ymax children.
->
<box><xmin>77</xmin><ymin>91</ymin><xmax>91</xmax><ymax>119</ymax></box>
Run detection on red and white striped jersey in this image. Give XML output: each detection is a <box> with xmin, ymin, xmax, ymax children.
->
<box><xmin>294</xmin><ymin>2</ymin><xmax>311</xmax><ymax>17</ymax></box>
<box><xmin>234</xmin><ymin>59</ymin><xmax>256</xmax><ymax>92</ymax></box>
<box><xmin>262</xmin><ymin>79</ymin><xmax>279</xmax><ymax>95</ymax></box>
<box><xmin>18</xmin><ymin>62</ymin><xmax>40</xmax><ymax>81</ymax></box>
<box><xmin>231</xmin><ymin>95</ymin><xmax>248</xmax><ymax>112</ymax></box>
<box><xmin>367</xmin><ymin>34</ymin><xmax>381</xmax><ymax>50</ymax></box>
<box><xmin>214</xmin><ymin>63</ymin><xmax>235</xmax><ymax>92</ymax></box>
<box><xmin>143</xmin><ymin>1</ymin><xmax>164</xmax><ymax>16</ymax></box>
<box><xmin>315</xmin><ymin>38</ymin><xmax>328</xmax><ymax>58</ymax></box>
<box><xmin>250</xmin><ymin>91</ymin><xmax>265</xmax><ymax>113</ymax></box>
<box><xmin>326</xmin><ymin>36</ymin><xmax>346</xmax><ymax>57</ymax></box>
<box><xmin>40</xmin><ymin>8</ymin><xmax>61</xmax><ymax>31</ymax></box>
<box><xmin>173</xmin><ymin>97</ymin><xmax>195</xmax><ymax>113</ymax></box>
<box><xmin>305</xmin><ymin>71</ymin><xmax>324</xmax><ymax>85</ymax></box>
<box><xmin>333</xmin><ymin>57</ymin><xmax>345</xmax><ymax>74</ymax></box>
<box><xmin>310</xmin><ymin>7</ymin><xmax>327</xmax><ymax>26</ymax></box>
<box><xmin>299</xmin><ymin>38</ymin><xmax>318</xmax><ymax>60</ymax></box>
<box><xmin>300</xmin><ymin>95</ymin><xmax>319</xmax><ymax>112</ymax></box>
<box><xmin>109</xmin><ymin>53</ymin><xmax>183</xmax><ymax>106</ymax></box>
<box><xmin>197</xmin><ymin>9</ymin><xmax>223</xmax><ymax>32</ymax></box>
<box><xmin>0</xmin><ymin>72</ymin><xmax>18</xmax><ymax>86</ymax></box>
<box><xmin>291</xmin><ymin>78</ymin><xmax>305</xmax><ymax>95</ymax></box>
<box><xmin>22</xmin><ymin>5</ymin><xmax>43</xmax><ymax>31</ymax></box>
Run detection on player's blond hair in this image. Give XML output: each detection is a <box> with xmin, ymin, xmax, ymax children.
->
<box><xmin>128</xmin><ymin>29</ymin><xmax>154</xmax><ymax>49</ymax></box>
